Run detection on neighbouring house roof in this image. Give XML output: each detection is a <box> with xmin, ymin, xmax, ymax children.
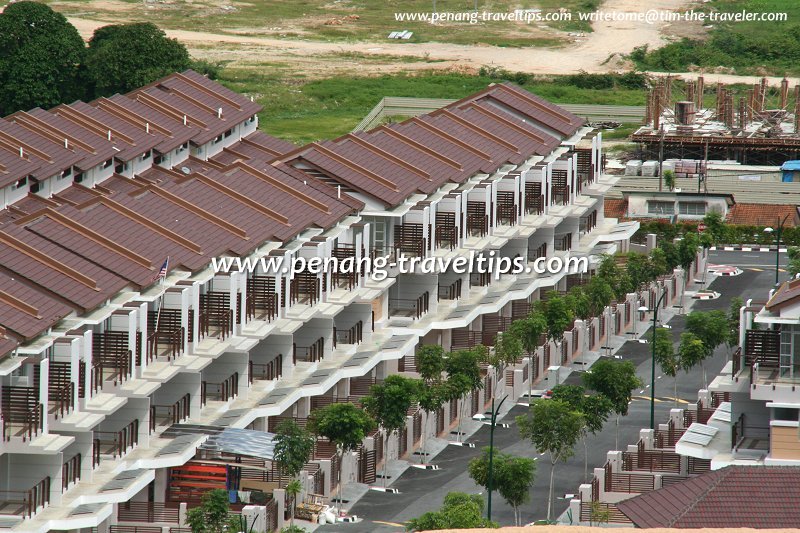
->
<box><xmin>617</xmin><ymin>466</ymin><xmax>800</xmax><ymax>529</ymax></box>
<box><xmin>765</xmin><ymin>277</ymin><xmax>800</xmax><ymax>312</ymax></box>
<box><xmin>604</xmin><ymin>198</ymin><xmax>628</xmax><ymax>219</ymax></box>
<box><xmin>725</xmin><ymin>203</ymin><xmax>800</xmax><ymax>226</ymax></box>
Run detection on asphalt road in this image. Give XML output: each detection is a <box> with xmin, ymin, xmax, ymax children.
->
<box><xmin>318</xmin><ymin>251</ymin><xmax>776</xmax><ymax>532</ymax></box>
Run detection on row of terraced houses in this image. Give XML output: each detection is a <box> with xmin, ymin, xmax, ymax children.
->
<box><xmin>0</xmin><ymin>69</ymin><xmax>693</xmax><ymax>532</ymax></box>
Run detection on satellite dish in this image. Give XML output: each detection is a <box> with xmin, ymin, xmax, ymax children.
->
<box><xmin>180</xmin><ymin>166</ymin><xmax>191</xmax><ymax>175</ymax></box>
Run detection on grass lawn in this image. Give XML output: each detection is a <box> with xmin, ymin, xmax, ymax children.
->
<box><xmin>217</xmin><ymin>68</ymin><xmax>647</xmax><ymax>144</ymax></box>
<box><xmin>46</xmin><ymin>0</ymin><xmax>599</xmax><ymax>46</ymax></box>
<box><xmin>633</xmin><ymin>0</ymin><xmax>800</xmax><ymax>75</ymax></box>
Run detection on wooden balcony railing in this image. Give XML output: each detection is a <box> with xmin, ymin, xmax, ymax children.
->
<box><xmin>0</xmin><ymin>476</ymin><xmax>50</xmax><ymax>518</ymax></box>
<box><xmin>1</xmin><ymin>386</ymin><xmax>43</xmax><ymax>441</ymax></box>
<box><xmin>49</xmin><ymin>381</ymin><xmax>75</xmax><ymax>420</ymax></box>
<box><xmin>332</xmin><ymin>244</ymin><xmax>360</xmax><ymax>290</ymax></box>
<box><xmin>469</xmin><ymin>272</ymin><xmax>491</xmax><ymax>287</ymax></box>
<box><xmin>290</xmin><ymin>271</ymin><xmax>320</xmax><ymax>306</ymax></box>
<box><xmin>527</xmin><ymin>243</ymin><xmax>547</xmax><ymax>263</ymax></box>
<box><xmin>247</xmin><ymin>275</ymin><xmax>279</xmax><ymax>322</ymax></box>
<box><xmin>435</xmin><ymin>212</ymin><xmax>458</xmax><ymax>250</ymax></box>
<box><xmin>294</xmin><ymin>337</ymin><xmax>325</xmax><ymax>363</ymax></box>
<box><xmin>388</xmin><ymin>292</ymin><xmax>430</xmax><ymax>319</ymax></box>
<box><xmin>394</xmin><ymin>223</ymin><xmax>426</xmax><ymax>258</ymax></box>
<box><xmin>551</xmin><ymin>170</ymin><xmax>570</xmax><ymax>205</ymax></box>
<box><xmin>149</xmin><ymin>393</ymin><xmax>191</xmax><ymax>432</ymax></box>
<box><xmin>655</xmin><ymin>419</ymin><xmax>686</xmax><ymax>449</ymax></box>
<box><xmin>118</xmin><ymin>501</ymin><xmax>179</xmax><ymax>523</ymax></box>
<box><xmin>466</xmin><ymin>202</ymin><xmax>489</xmax><ymax>237</ymax></box>
<box><xmin>525</xmin><ymin>182</ymin><xmax>544</xmax><ymax>215</ymax></box>
<box><xmin>334</xmin><ymin>321</ymin><xmax>364</xmax><ymax>347</ymax></box>
<box><xmin>438</xmin><ymin>278</ymin><xmax>462</xmax><ymax>301</ymax></box>
<box><xmin>249</xmin><ymin>355</ymin><xmax>282</xmax><ymax>383</ymax></box>
<box><xmin>199</xmin><ymin>292</ymin><xmax>234</xmax><ymax>340</ymax></box>
<box><xmin>94</xmin><ymin>419</ymin><xmax>139</xmax><ymax>459</ymax></box>
<box><xmin>79</xmin><ymin>359</ymin><xmax>103</xmax><ymax>399</ymax></box>
<box><xmin>554</xmin><ymin>233</ymin><xmax>573</xmax><ymax>252</ymax></box>
<box><xmin>201</xmin><ymin>372</ymin><xmax>239</xmax><ymax>404</ymax></box>
<box><xmin>622</xmin><ymin>447</ymin><xmax>681</xmax><ymax>474</ymax></box>
<box><xmin>496</xmin><ymin>191</ymin><xmax>517</xmax><ymax>226</ymax></box>
<box><xmin>93</xmin><ymin>331</ymin><xmax>132</xmax><ymax>384</ymax></box>
<box><xmin>62</xmin><ymin>453</ymin><xmax>81</xmax><ymax>492</ymax></box>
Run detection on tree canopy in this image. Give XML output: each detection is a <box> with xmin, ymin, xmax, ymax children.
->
<box><xmin>273</xmin><ymin>419</ymin><xmax>315</xmax><ymax>481</ymax></box>
<box><xmin>407</xmin><ymin>492</ymin><xmax>497</xmax><ymax>531</ymax></box>
<box><xmin>685</xmin><ymin>310</ymin><xmax>729</xmax><ymax>357</ymax></box>
<box><xmin>309</xmin><ymin>402</ymin><xmax>375</xmax><ymax>454</ymax></box>
<box><xmin>468</xmin><ymin>448</ymin><xmax>536</xmax><ymax>526</ymax></box>
<box><xmin>582</xmin><ymin>358</ymin><xmax>642</xmax><ymax>418</ymax></box>
<box><xmin>0</xmin><ymin>1</ymin><xmax>85</xmax><ymax>115</ymax></box>
<box><xmin>517</xmin><ymin>398</ymin><xmax>583</xmax><ymax>521</ymax></box>
<box><xmin>85</xmin><ymin>22</ymin><xmax>191</xmax><ymax>98</ymax></box>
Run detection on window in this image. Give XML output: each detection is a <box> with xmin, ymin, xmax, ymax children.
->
<box><xmin>154</xmin><ymin>155</ymin><xmax>163</xmax><ymax>165</ymax></box>
<box><xmin>115</xmin><ymin>162</ymin><xmax>129</xmax><ymax>174</ymax></box>
<box><xmin>102</xmin><ymin>159</ymin><xmax>112</xmax><ymax>169</ymax></box>
<box><xmin>140</xmin><ymin>151</ymin><xmax>151</xmax><ymax>161</ymax></box>
<box><xmin>247</xmin><ymin>115</ymin><xmax>256</xmax><ymax>124</ymax></box>
<box><xmin>180</xmin><ymin>142</ymin><xmax>189</xmax><ymax>151</ymax></box>
<box><xmin>214</xmin><ymin>134</ymin><xmax>223</xmax><ymax>144</ymax></box>
<box><xmin>74</xmin><ymin>173</ymin><xmax>84</xmax><ymax>183</ymax></box>
<box><xmin>11</xmin><ymin>177</ymin><xmax>27</xmax><ymax>190</ymax></box>
<box><xmin>679</xmin><ymin>202</ymin><xmax>706</xmax><ymax>216</ymax></box>
<box><xmin>647</xmin><ymin>201</ymin><xmax>674</xmax><ymax>215</ymax></box>
<box><xmin>61</xmin><ymin>167</ymin><xmax>72</xmax><ymax>179</ymax></box>
<box><xmin>224</xmin><ymin>129</ymin><xmax>233</xmax><ymax>138</ymax></box>
<box><xmin>30</xmin><ymin>181</ymin><xmax>40</xmax><ymax>193</ymax></box>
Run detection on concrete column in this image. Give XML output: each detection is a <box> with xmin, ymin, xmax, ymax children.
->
<box><xmin>274</xmin><ymin>489</ymin><xmax>286</xmax><ymax>531</ymax></box>
<box><xmin>154</xmin><ymin>468</ymin><xmax>168</xmax><ymax>502</ymax></box>
<box><xmin>646</xmin><ymin>233</ymin><xmax>657</xmax><ymax>252</ymax></box>
<box><xmin>179</xmin><ymin>503</ymin><xmax>188</xmax><ymax>526</ymax></box>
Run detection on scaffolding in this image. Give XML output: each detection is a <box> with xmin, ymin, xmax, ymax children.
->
<box><xmin>634</xmin><ymin>75</ymin><xmax>800</xmax><ymax>165</ymax></box>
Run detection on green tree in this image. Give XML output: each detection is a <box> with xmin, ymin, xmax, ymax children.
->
<box><xmin>703</xmin><ymin>211</ymin><xmax>727</xmax><ymax>245</ymax></box>
<box><xmin>678</xmin><ymin>332</ymin><xmax>707</xmax><ymax>384</ymax></box>
<box><xmin>468</xmin><ymin>448</ymin><xmax>536</xmax><ymax>526</ymax></box>
<box><xmin>649</xmin><ymin>247</ymin><xmax>669</xmax><ymax>277</ymax></box>
<box><xmin>406</xmin><ymin>492</ymin><xmax>496</xmax><ymax>531</ymax></box>
<box><xmin>584</xmin><ymin>276</ymin><xmax>615</xmax><ymax>317</ymax></box>
<box><xmin>444</xmin><ymin>347</ymin><xmax>484</xmax><ymax>442</ymax></box>
<box><xmin>273</xmin><ymin>420</ymin><xmax>315</xmax><ymax>485</ymax></box>
<box><xmin>309</xmin><ymin>402</ymin><xmax>375</xmax><ymax>506</ymax></box>
<box><xmin>787</xmin><ymin>246</ymin><xmax>800</xmax><ymax>278</ymax></box>
<box><xmin>663</xmin><ymin>169</ymin><xmax>676</xmax><ymax>192</ymax></box>
<box><xmin>685</xmin><ymin>310</ymin><xmax>729</xmax><ymax>385</ymax></box>
<box><xmin>186</xmin><ymin>489</ymin><xmax>238</xmax><ymax>533</ymax></box>
<box><xmin>727</xmin><ymin>296</ymin><xmax>744</xmax><ymax>351</ymax></box>
<box><xmin>677</xmin><ymin>232</ymin><xmax>700</xmax><ymax>272</ymax></box>
<box><xmin>582</xmin><ymin>359</ymin><xmax>643</xmax><ymax>449</ymax></box>
<box><xmin>508</xmin><ymin>312</ymin><xmax>547</xmax><ymax>400</ymax></box>
<box><xmin>625</xmin><ymin>252</ymin><xmax>655</xmax><ymax>291</ymax></box>
<box><xmin>537</xmin><ymin>292</ymin><xmax>575</xmax><ymax>345</ymax></box>
<box><xmin>0</xmin><ymin>2</ymin><xmax>85</xmax><ymax>115</ymax></box>
<box><xmin>361</xmin><ymin>375</ymin><xmax>418</xmax><ymax>485</ymax></box>
<box><xmin>652</xmin><ymin>328</ymin><xmax>680</xmax><ymax>405</ymax></box>
<box><xmin>415</xmin><ymin>345</ymin><xmax>447</xmax><ymax>463</ymax></box>
<box><xmin>517</xmin><ymin>399</ymin><xmax>584</xmax><ymax>522</ymax></box>
<box><xmin>550</xmin><ymin>384</ymin><xmax>612</xmax><ymax>481</ymax></box>
<box><xmin>284</xmin><ymin>479</ymin><xmax>303</xmax><ymax>528</ymax></box>
<box><xmin>566</xmin><ymin>286</ymin><xmax>592</xmax><ymax>321</ymax></box>
<box><xmin>84</xmin><ymin>22</ymin><xmax>190</xmax><ymax>98</ymax></box>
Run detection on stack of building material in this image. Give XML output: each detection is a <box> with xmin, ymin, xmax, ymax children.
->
<box><xmin>641</xmin><ymin>161</ymin><xmax>659</xmax><ymax>177</ymax></box>
<box><xmin>625</xmin><ymin>160</ymin><xmax>643</xmax><ymax>176</ymax></box>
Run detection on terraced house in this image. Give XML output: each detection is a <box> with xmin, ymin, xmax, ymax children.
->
<box><xmin>0</xmin><ymin>70</ymin><xmax>650</xmax><ymax>532</ymax></box>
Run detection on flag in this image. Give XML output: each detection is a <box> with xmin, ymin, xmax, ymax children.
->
<box><xmin>153</xmin><ymin>257</ymin><xmax>169</xmax><ymax>282</ymax></box>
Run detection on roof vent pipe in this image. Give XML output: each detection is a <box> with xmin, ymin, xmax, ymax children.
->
<box><xmin>337</xmin><ymin>185</ymin><xmax>341</xmax><ymax>198</ymax></box>
<box><xmin>64</xmin><ymin>138</ymin><xmax>68</xmax><ymax>149</ymax></box>
<box><xmin>146</xmin><ymin>123</ymin><xmax>150</xmax><ymax>134</ymax></box>
<box><xmin>19</xmin><ymin>147</ymin><xmax>23</xmax><ymax>158</ymax></box>
<box><xmin>217</xmin><ymin>107</ymin><xmax>222</xmax><ymax>119</ymax></box>
<box><xmin>108</xmin><ymin>130</ymin><xmax>112</xmax><ymax>141</ymax></box>
<box><xmin>183</xmin><ymin>115</ymin><xmax>187</xmax><ymax>126</ymax></box>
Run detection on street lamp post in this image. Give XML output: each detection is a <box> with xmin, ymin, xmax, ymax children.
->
<box><xmin>764</xmin><ymin>214</ymin><xmax>790</xmax><ymax>285</ymax></box>
<box><xmin>486</xmin><ymin>394</ymin><xmax>508</xmax><ymax>522</ymax></box>
<box><xmin>647</xmin><ymin>291</ymin><xmax>668</xmax><ymax>430</ymax></box>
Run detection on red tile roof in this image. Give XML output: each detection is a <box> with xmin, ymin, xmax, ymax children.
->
<box><xmin>617</xmin><ymin>466</ymin><xmax>800</xmax><ymax>529</ymax></box>
<box><xmin>604</xmin><ymin>198</ymin><xmax>628</xmax><ymax>219</ymax></box>
<box><xmin>725</xmin><ymin>203</ymin><xmax>800</xmax><ymax>226</ymax></box>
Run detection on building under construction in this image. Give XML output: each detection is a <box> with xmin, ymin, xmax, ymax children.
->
<box><xmin>632</xmin><ymin>75</ymin><xmax>800</xmax><ymax>165</ymax></box>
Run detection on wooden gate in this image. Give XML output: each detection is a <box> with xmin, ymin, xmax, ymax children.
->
<box><xmin>358</xmin><ymin>449</ymin><xmax>376</xmax><ymax>484</ymax></box>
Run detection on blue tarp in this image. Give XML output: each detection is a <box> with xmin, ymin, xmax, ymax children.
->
<box><xmin>781</xmin><ymin>160</ymin><xmax>800</xmax><ymax>171</ymax></box>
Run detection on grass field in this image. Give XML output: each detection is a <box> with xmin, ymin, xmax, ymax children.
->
<box><xmin>45</xmin><ymin>0</ymin><xmax>599</xmax><ymax>46</ymax></box>
<box><xmin>217</xmin><ymin>67</ymin><xmax>647</xmax><ymax>144</ymax></box>
<box><xmin>632</xmin><ymin>0</ymin><xmax>800</xmax><ymax>75</ymax></box>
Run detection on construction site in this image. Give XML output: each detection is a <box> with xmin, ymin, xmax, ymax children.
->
<box><xmin>632</xmin><ymin>75</ymin><xmax>800</xmax><ymax>166</ymax></box>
